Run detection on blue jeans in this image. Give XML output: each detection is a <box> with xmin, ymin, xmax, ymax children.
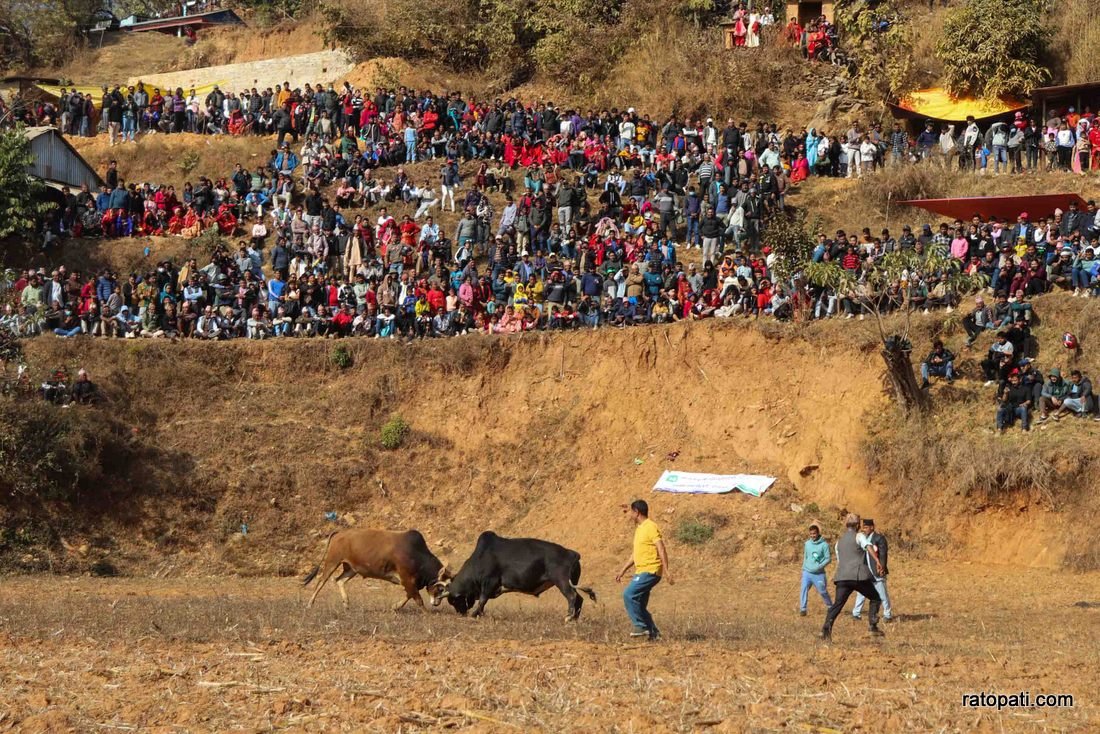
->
<box><xmin>122</xmin><ymin>113</ymin><xmax>135</xmax><ymax>139</ymax></box>
<box><xmin>996</xmin><ymin>403</ymin><xmax>1030</xmax><ymax>430</ymax></box>
<box><xmin>800</xmin><ymin>570</ymin><xmax>832</xmax><ymax>612</ymax></box>
<box><xmin>853</xmin><ymin>578</ymin><xmax>892</xmax><ymax>619</ymax></box>
<box><xmin>54</xmin><ymin>326</ymin><xmax>82</xmax><ymax>338</ymax></box>
<box><xmin>920</xmin><ymin>361</ymin><xmax>954</xmax><ymax>382</ymax></box>
<box><xmin>1072</xmin><ymin>267</ymin><xmax>1092</xmax><ymax>289</ymax></box>
<box><xmin>623</xmin><ymin>572</ymin><xmax>661</xmax><ymax>636</ymax></box>
<box><xmin>686</xmin><ymin>215</ymin><xmax>700</xmax><ymax>245</ymax></box>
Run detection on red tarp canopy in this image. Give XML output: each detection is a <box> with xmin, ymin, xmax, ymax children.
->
<box><xmin>896</xmin><ymin>194</ymin><xmax>1089</xmax><ymax>222</ymax></box>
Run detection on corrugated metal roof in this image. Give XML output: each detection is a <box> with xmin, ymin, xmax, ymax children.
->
<box><xmin>22</xmin><ymin>127</ymin><xmax>105</xmax><ymax>189</ymax></box>
<box><xmin>1030</xmin><ymin>82</ymin><xmax>1100</xmax><ymax>103</ymax></box>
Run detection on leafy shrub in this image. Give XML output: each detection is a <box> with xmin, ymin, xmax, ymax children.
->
<box><xmin>178</xmin><ymin>149</ymin><xmax>200</xmax><ymax>175</ymax></box>
<box><xmin>330</xmin><ymin>344</ymin><xmax>353</xmax><ymax>370</ymax></box>
<box><xmin>836</xmin><ymin>0</ymin><xmax>918</xmax><ymax>103</ymax></box>
<box><xmin>765</xmin><ymin>210</ymin><xmax>819</xmax><ymax>284</ymax></box>
<box><xmin>380</xmin><ymin>414</ymin><xmax>410</xmax><ymax>450</ymax></box>
<box><xmin>938</xmin><ymin>0</ymin><xmax>1049</xmax><ymax>99</ymax></box>
<box><xmin>192</xmin><ymin>226</ymin><xmax>226</xmax><ymax>255</ymax></box>
<box><xmin>676</xmin><ymin>516</ymin><xmax>716</xmax><ymax>546</ymax></box>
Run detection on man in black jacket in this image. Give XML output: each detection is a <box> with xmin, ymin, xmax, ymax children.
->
<box><xmin>821</xmin><ymin>514</ymin><xmax>885</xmax><ymax>640</ymax></box>
<box><xmin>852</xmin><ymin>518</ymin><xmax>892</xmax><ymax>622</ymax></box>
<box><xmin>920</xmin><ymin>339</ymin><xmax>955</xmax><ymax>388</ymax></box>
<box><xmin>996</xmin><ymin>370</ymin><xmax>1033</xmax><ymax>432</ymax></box>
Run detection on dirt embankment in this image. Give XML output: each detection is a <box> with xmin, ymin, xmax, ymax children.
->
<box><xmin>4</xmin><ymin>313</ymin><xmax>1082</xmax><ymax>578</ymax></box>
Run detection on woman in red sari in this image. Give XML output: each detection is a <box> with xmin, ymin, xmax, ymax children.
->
<box><xmin>732</xmin><ymin>7</ymin><xmax>748</xmax><ymax>47</ymax></box>
<box><xmin>790</xmin><ymin>152</ymin><xmax>810</xmax><ymax>184</ymax></box>
<box><xmin>167</xmin><ymin>207</ymin><xmax>185</xmax><ymax>235</ymax></box>
<box><xmin>503</xmin><ymin>134</ymin><xmax>518</xmax><ymax>168</ymax></box>
<box><xmin>215</xmin><ymin>202</ymin><xmax>238</xmax><ymax>235</ymax></box>
<box><xmin>181</xmin><ymin>208</ymin><xmax>203</xmax><ymax>239</ymax></box>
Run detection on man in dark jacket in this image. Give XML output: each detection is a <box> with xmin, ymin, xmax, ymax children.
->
<box><xmin>919</xmin><ymin>339</ymin><xmax>955</xmax><ymax>387</ymax></box>
<box><xmin>851</xmin><ymin>518</ymin><xmax>892</xmax><ymax>621</ymax></box>
<box><xmin>821</xmin><ymin>514</ymin><xmax>885</xmax><ymax>640</ymax></box>
<box><xmin>996</xmin><ymin>370</ymin><xmax>1033</xmax><ymax>432</ymax></box>
<box><xmin>1052</xmin><ymin>369</ymin><xmax>1095</xmax><ymax>420</ymax></box>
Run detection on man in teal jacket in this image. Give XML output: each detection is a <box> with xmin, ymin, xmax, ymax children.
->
<box><xmin>800</xmin><ymin>524</ymin><xmax>833</xmax><ymax>615</ymax></box>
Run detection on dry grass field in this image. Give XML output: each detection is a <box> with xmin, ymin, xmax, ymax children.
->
<box><xmin>1</xmin><ymin>563</ymin><xmax>1097</xmax><ymax>732</ymax></box>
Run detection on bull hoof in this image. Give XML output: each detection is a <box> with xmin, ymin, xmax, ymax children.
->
<box><xmin>565</xmin><ymin>615</ymin><xmax>577</xmax><ymax>623</ymax></box>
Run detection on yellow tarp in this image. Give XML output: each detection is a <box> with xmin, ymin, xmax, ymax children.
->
<box><xmin>37</xmin><ymin>82</ymin><xmax>225</xmax><ymax>107</ymax></box>
<box><xmin>894</xmin><ymin>87</ymin><xmax>1028</xmax><ymax>121</ymax></box>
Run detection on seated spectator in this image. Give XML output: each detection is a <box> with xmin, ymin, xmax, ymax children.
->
<box><xmin>981</xmin><ymin>332</ymin><xmax>1015</xmax><ymax>386</ymax></box>
<box><xmin>53</xmin><ymin>309</ymin><xmax>82</xmax><ymax>338</ymax></box>
<box><xmin>920</xmin><ymin>339</ymin><xmax>955</xmax><ymax>388</ymax></box>
<box><xmin>1051</xmin><ymin>369</ymin><xmax>1094</xmax><ymax>421</ymax></box>
<box><xmin>1037</xmin><ymin>367</ymin><xmax>1069</xmax><ymax>422</ymax></box>
<box><xmin>996</xmin><ymin>370</ymin><xmax>1032</xmax><ymax>433</ymax></box>
<box><xmin>71</xmin><ymin>369</ymin><xmax>97</xmax><ymax>405</ymax></box>
<box><xmin>39</xmin><ymin>369</ymin><xmax>69</xmax><ymax>404</ymax></box>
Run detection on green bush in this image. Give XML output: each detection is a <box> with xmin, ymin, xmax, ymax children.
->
<box><xmin>330</xmin><ymin>344</ymin><xmax>353</xmax><ymax>370</ymax></box>
<box><xmin>676</xmin><ymin>516</ymin><xmax>716</xmax><ymax>546</ymax></box>
<box><xmin>177</xmin><ymin>149</ymin><xmax>200</xmax><ymax>175</ymax></box>
<box><xmin>938</xmin><ymin>0</ymin><xmax>1050</xmax><ymax>99</ymax></box>
<box><xmin>380</xmin><ymin>415</ymin><xmax>410</xmax><ymax>450</ymax></box>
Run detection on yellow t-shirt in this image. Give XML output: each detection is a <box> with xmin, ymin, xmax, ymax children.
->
<box><xmin>633</xmin><ymin>519</ymin><xmax>663</xmax><ymax>575</ymax></box>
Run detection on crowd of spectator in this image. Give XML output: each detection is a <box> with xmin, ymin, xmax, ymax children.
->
<box><xmin>3</xmin><ymin>77</ymin><xmax>1099</xmax><ymax>425</ymax></box>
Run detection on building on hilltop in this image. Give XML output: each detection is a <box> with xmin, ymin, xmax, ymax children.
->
<box><xmin>786</xmin><ymin>0</ymin><xmax>834</xmax><ymax>25</ymax></box>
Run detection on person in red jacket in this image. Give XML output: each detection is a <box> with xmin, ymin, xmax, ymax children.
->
<box><xmin>331</xmin><ymin>303</ymin><xmax>354</xmax><ymax>336</ymax></box>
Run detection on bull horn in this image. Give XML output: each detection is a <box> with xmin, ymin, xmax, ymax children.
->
<box><xmin>437</xmin><ymin>564</ymin><xmax>450</xmax><ymax>581</ymax></box>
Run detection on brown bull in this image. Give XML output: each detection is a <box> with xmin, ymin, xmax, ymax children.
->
<box><xmin>302</xmin><ymin>529</ymin><xmax>451</xmax><ymax>610</ymax></box>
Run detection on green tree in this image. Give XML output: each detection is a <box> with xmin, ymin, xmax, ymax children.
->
<box><xmin>0</xmin><ymin>126</ymin><xmax>53</xmax><ymax>238</ymax></box>
<box><xmin>836</xmin><ymin>0</ymin><xmax>917</xmax><ymax>104</ymax></box>
<box><xmin>803</xmin><ymin>246</ymin><xmax>987</xmax><ymax>415</ymax></box>
<box><xmin>938</xmin><ymin>0</ymin><xmax>1050</xmax><ymax>99</ymax></box>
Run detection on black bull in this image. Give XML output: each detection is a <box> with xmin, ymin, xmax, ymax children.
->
<box><xmin>442</xmin><ymin>532</ymin><xmax>597</xmax><ymax>620</ymax></box>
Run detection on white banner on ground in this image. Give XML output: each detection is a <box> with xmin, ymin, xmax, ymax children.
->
<box><xmin>652</xmin><ymin>470</ymin><xmax>776</xmax><ymax>497</ymax></box>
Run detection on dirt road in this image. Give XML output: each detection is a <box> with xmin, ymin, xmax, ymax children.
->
<box><xmin>1</xmin><ymin>563</ymin><xmax>1095</xmax><ymax>732</ymax></box>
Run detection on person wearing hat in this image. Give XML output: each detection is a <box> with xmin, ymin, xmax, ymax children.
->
<box><xmin>981</xmin><ymin>331</ymin><xmax>1015</xmax><ymax>385</ymax></box>
<box><xmin>852</xmin><ymin>518</ymin><xmax>891</xmax><ymax>622</ymax></box>
<box><xmin>821</xmin><ymin>513</ymin><xmax>884</xmax><ymax>640</ymax></box>
<box><xmin>1049</xmin><ymin>248</ymin><xmax>1075</xmax><ymax>291</ymax></box>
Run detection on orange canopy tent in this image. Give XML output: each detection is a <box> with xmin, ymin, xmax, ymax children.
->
<box><xmin>888</xmin><ymin>88</ymin><xmax>1028</xmax><ymax>123</ymax></box>
<box><xmin>896</xmin><ymin>194</ymin><xmax>1089</xmax><ymax>222</ymax></box>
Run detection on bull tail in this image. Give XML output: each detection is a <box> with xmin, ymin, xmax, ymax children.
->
<box><xmin>571</xmin><ymin>582</ymin><xmax>598</xmax><ymax>603</ymax></box>
<box><xmin>302</xmin><ymin>531</ymin><xmax>338</xmax><ymax>587</ymax></box>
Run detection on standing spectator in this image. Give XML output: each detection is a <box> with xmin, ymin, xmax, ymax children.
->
<box><xmin>890</xmin><ymin>123</ymin><xmax>909</xmax><ymax>165</ymax></box>
<box><xmin>799</xmin><ymin>524</ymin><xmax>833</xmax><ymax>616</ymax></box>
<box><xmin>852</xmin><ymin>518</ymin><xmax>892</xmax><ymax>622</ymax></box>
<box><xmin>615</xmin><ymin>499</ymin><xmax>672</xmax><ymax>641</ymax></box>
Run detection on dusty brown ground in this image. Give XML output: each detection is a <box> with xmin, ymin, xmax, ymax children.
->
<box><xmin>1</xmin><ymin>563</ymin><xmax>1096</xmax><ymax>732</ymax></box>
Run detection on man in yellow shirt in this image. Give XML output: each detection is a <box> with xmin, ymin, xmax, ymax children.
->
<box><xmin>615</xmin><ymin>499</ymin><xmax>673</xmax><ymax>640</ymax></box>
